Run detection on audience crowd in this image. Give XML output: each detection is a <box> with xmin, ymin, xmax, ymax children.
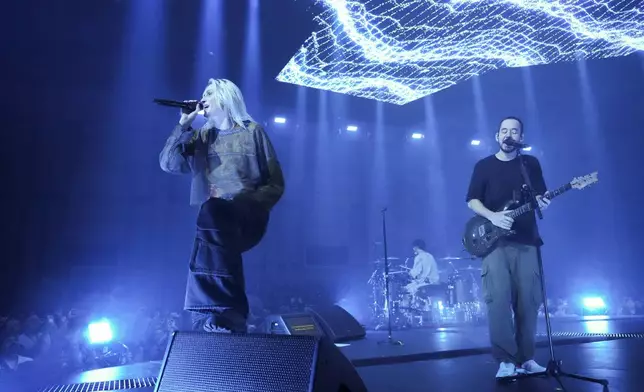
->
<box><xmin>0</xmin><ymin>292</ymin><xmax>642</xmax><ymax>389</ymax></box>
<box><xmin>0</xmin><ymin>287</ymin><xmax>311</xmax><ymax>388</ymax></box>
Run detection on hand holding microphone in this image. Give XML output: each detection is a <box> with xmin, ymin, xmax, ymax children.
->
<box><xmin>152</xmin><ymin>98</ymin><xmax>203</xmax><ymax>128</ymax></box>
<box><xmin>179</xmin><ymin>100</ymin><xmax>202</xmax><ymax>128</ymax></box>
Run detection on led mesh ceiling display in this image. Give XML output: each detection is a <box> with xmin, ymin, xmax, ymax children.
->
<box><xmin>276</xmin><ymin>0</ymin><xmax>644</xmax><ymax>105</ymax></box>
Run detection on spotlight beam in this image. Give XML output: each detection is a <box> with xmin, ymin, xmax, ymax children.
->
<box><xmin>277</xmin><ymin>0</ymin><xmax>644</xmax><ymax>105</ymax></box>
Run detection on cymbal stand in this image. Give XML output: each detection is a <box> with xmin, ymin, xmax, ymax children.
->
<box><xmin>377</xmin><ymin>208</ymin><xmax>403</xmax><ymax>346</ymax></box>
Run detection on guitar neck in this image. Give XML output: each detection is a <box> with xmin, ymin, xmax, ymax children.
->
<box><xmin>507</xmin><ymin>182</ymin><xmax>572</xmax><ymax>219</ymax></box>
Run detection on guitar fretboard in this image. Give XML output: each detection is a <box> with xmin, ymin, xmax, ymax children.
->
<box><xmin>507</xmin><ymin>182</ymin><xmax>572</xmax><ymax>219</ymax></box>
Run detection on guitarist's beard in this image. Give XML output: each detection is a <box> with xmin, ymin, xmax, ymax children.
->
<box><xmin>500</xmin><ymin>142</ymin><xmax>517</xmax><ymax>153</ymax></box>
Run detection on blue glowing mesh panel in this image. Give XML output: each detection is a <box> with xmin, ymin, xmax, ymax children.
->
<box><xmin>277</xmin><ymin>0</ymin><xmax>644</xmax><ymax>104</ymax></box>
<box><xmin>156</xmin><ymin>332</ymin><xmax>318</xmax><ymax>392</ymax></box>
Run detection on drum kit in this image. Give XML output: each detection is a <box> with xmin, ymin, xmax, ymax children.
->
<box><xmin>369</xmin><ymin>255</ymin><xmax>486</xmax><ymax>329</ymax></box>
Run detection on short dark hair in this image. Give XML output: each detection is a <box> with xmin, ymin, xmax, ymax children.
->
<box><xmin>412</xmin><ymin>239</ymin><xmax>426</xmax><ymax>250</ymax></box>
<box><xmin>497</xmin><ymin>116</ymin><xmax>524</xmax><ymax>135</ymax></box>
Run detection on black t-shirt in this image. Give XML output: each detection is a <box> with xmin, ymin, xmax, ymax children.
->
<box><xmin>466</xmin><ymin>154</ymin><xmax>547</xmax><ymax>246</ymax></box>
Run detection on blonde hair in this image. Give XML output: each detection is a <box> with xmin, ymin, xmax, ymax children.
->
<box><xmin>204</xmin><ymin>78</ymin><xmax>254</xmax><ymax>129</ymax></box>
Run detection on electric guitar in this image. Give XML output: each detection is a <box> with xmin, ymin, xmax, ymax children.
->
<box><xmin>462</xmin><ymin>172</ymin><xmax>598</xmax><ymax>258</ymax></box>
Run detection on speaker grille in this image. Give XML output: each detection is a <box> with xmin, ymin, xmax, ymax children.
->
<box><xmin>157</xmin><ymin>332</ymin><xmax>318</xmax><ymax>392</ymax></box>
<box><xmin>38</xmin><ymin>377</ymin><xmax>157</xmax><ymax>391</ymax></box>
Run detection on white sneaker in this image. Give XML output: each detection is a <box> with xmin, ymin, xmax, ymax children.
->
<box><xmin>520</xmin><ymin>360</ymin><xmax>546</xmax><ymax>374</ymax></box>
<box><xmin>203</xmin><ymin>323</ymin><xmax>231</xmax><ymax>333</ymax></box>
<box><xmin>496</xmin><ymin>362</ymin><xmax>519</xmax><ymax>379</ymax></box>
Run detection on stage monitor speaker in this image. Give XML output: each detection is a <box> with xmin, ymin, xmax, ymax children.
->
<box><xmin>265</xmin><ymin>312</ymin><xmax>324</xmax><ymax>336</ymax></box>
<box><xmin>264</xmin><ymin>305</ymin><xmax>366</xmax><ymax>343</ymax></box>
<box><xmin>306</xmin><ymin>305</ymin><xmax>366</xmax><ymax>343</ymax></box>
<box><xmin>155</xmin><ymin>331</ymin><xmax>368</xmax><ymax>392</ymax></box>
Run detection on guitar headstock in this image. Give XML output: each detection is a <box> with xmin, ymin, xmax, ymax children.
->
<box><xmin>571</xmin><ymin>172</ymin><xmax>598</xmax><ymax>190</ymax></box>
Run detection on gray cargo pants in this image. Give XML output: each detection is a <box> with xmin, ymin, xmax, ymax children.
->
<box><xmin>481</xmin><ymin>242</ymin><xmax>543</xmax><ymax>364</ymax></box>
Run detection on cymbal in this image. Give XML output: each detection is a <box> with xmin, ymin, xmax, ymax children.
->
<box><xmin>458</xmin><ymin>265</ymin><xmax>482</xmax><ymax>271</ymax></box>
<box><xmin>439</xmin><ymin>256</ymin><xmax>477</xmax><ymax>261</ymax></box>
<box><xmin>373</xmin><ymin>257</ymin><xmax>401</xmax><ymax>262</ymax></box>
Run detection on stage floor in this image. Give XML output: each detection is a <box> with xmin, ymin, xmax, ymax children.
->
<box><xmin>345</xmin><ymin>315</ymin><xmax>644</xmax><ymax>366</ymax></box>
<box><xmin>51</xmin><ymin>316</ymin><xmax>644</xmax><ymax>392</ymax></box>
<box><xmin>358</xmin><ymin>339</ymin><xmax>639</xmax><ymax>392</ymax></box>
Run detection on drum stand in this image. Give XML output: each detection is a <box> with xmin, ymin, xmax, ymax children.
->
<box><xmin>511</xmin><ymin>150</ymin><xmax>607</xmax><ymax>390</ymax></box>
<box><xmin>377</xmin><ymin>208</ymin><xmax>403</xmax><ymax>346</ymax></box>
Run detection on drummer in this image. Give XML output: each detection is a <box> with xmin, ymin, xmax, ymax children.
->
<box><xmin>406</xmin><ymin>239</ymin><xmax>439</xmax><ymax>294</ymax></box>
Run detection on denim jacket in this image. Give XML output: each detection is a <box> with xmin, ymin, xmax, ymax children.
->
<box><xmin>159</xmin><ymin>121</ymin><xmax>284</xmax><ymax>210</ymax></box>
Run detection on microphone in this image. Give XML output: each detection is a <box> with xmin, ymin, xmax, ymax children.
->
<box><xmin>153</xmin><ymin>99</ymin><xmax>202</xmax><ymax>113</ymax></box>
<box><xmin>503</xmin><ymin>138</ymin><xmax>529</xmax><ymax>149</ymax></box>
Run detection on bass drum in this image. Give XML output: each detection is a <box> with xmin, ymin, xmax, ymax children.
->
<box><xmin>399</xmin><ymin>293</ymin><xmax>431</xmax><ymax>313</ymax></box>
<box><xmin>446</xmin><ymin>274</ymin><xmax>474</xmax><ymax>306</ymax></box>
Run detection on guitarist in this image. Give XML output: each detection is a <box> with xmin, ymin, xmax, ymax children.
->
<box><xmin>466</xmin><ymin>116</ymin><xmax>551</xmax><ymax>379</ymax></box>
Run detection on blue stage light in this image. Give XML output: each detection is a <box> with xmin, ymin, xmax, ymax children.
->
<box><xmin>87</xmin><ymin>319</ymin><xmax>114</xmax><ymax>344</ymax></box>
<box><xmin>277</xmin><ymin>0</ymin><xmax>644</xmax><ymax>105</ymax></box>
<box><xmin>582</xmin><ymin>297</ymin><xmax>606</xmax><ymax>310</ymax></box>
<box><xmin>581</xmin><ymin>296</ymin><xmax>607</xmax><ymax>316</ymax></box>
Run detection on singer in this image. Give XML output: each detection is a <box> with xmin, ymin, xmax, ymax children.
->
<box><xmin>465</xmin><ymin>116</ymin><xmax>551</xmax><ymax>378</ymax></box>
<box><xmin>159</xmin><ymin>78</ymin><xmax>285</xmax><ymax>333</ymax></box>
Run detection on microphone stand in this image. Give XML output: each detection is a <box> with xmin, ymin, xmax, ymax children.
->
<box><xmin>513</xmin><ymin>148</ymin><xmax>608</xmax><ymax>390</ymax></box>
<box><xmin>377</xmin><ymin>208</ymin><xmax>403</xmax><ymax>346</ymax></box>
